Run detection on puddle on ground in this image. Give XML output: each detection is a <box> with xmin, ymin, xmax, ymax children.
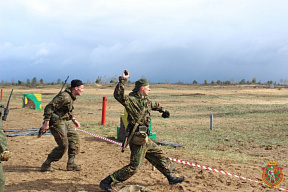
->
<box><xmin>4</xmin><ymin>128</ymin><xmax>51</xmax><ymax>137</ymax></box>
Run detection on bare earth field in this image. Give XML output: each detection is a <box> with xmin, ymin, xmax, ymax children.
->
<box><xmin>1</xmin><ymin>83</ymin><xmax>288</xmax><ymax>192</ymax></box>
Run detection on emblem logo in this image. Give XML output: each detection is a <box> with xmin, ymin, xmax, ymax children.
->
<box><xmin>262</xmin><ymin>161</ymin><xmax>284</xmax><ymax>187</ymax></box>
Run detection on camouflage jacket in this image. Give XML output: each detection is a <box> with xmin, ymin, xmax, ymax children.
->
<box><xmin>43</xmin><ymin>87</ymin><xmax>76</xmax><ymax>121</ymax></box>
<box><xmin>114</xmin><ymin>77</ymin><xmax>165</xmax><ymax>127</ymax></box>
<box><xmin>0</xmin><ymin>104</ymin><xmax>9</xmax><ymax>153</ymax></box>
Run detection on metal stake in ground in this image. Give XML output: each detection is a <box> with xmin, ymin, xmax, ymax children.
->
<box><xmin>210</xmin><ymin>114</ymin><xmax>213</xmax><ymax>130</ymax></box>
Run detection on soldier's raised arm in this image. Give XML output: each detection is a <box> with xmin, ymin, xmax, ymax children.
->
<box><xmin>114</xmin><ymin>70</ymin><xmax>129</xmax><ymax>105</ymax></box>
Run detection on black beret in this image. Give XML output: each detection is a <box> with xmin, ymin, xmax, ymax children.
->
<box><xmin>71</xmin><ymin>79</ymin><xmax>83</xmax><ymax>88</ymax></box>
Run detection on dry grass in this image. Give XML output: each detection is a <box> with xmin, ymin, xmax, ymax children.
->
<box><xmin>2</xmin><ymin>83</ymin><xmax>288</xmax><ymax>167</ymax></box>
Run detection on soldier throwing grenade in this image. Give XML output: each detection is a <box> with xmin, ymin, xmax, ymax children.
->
<box><xmin>100</xmin><ymin>70</ymin><xmax>185</xmax><ymax>192</ymax></box>
<box><xmin>40</xmin><ymin>79</ymin><xmax>84</xmax><ymax>172</ymax></box>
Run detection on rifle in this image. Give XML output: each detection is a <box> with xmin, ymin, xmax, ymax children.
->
<box><xmin>59</xmin><ymin>76</ymin><xmax>69</xmax><ymax>94</ymax></box>
<box><xmin>121</xmin><ymin>106</ymin><xmax>147</xmax><ymax>152</ymax></box>
<box><xmin>121</xmin><ymin>130</ymin><xmax>130</xmax><ymax>152</ymax></box>
<box><xmin>38</xmin><ymin>76</ymin><xmax>69</xmax><ymax>138</ymax></box>
<box><xmin>2</xmin><ymin>89</ymin><xmax>13</xmax><ymax>121</ymax></box>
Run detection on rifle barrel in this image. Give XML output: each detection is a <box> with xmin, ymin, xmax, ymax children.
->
<box><xmin>6</xmin><ymin>89</ymin><xmax>13</xmax><ymax>107</ymax></box>
<box><xmin>121</xmin><ymin>136</ymin><xmax>128</xmax><ymax>152</ymax></box>
<box><xmin>59</xmin><ymin>76</ymin><xmax>69</xmax><ymax>93</ymax></box>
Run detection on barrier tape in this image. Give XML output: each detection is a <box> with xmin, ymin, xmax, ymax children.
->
<box><xmin>77</xmin><ymin>128</ymin><xmax>126</xmax><ymax>147</ymax></box>
<box><xmin>76</xmin><ymin>128</ymin><xmax>287</xmax><ymax>191</ymax></box>
<box><xmin>169</xmin><ymin>158</ymin><xmax>288</xmax><ymax>191</ymax></box>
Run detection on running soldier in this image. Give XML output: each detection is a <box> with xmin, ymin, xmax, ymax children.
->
<box><xmin>100</xmin><ymin>70</ymin><xmax>185</xmax><ymax>191</ymax></box>
<box><xmin>0</xmin><ymin>104</ymin><xmax>11</xmax><ymax>192</ymax></box>
<box><xmin>40</xmin><ymin>79</ymin><xmax>84</xmax><ymax>171</ymax></box>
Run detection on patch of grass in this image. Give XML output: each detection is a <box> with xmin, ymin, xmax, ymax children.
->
<box><xmin>152</xmin><ymin>101</ymin><xmax>288</xmax><ymax>164</ymax></box>
<box><xmin>80</xmin><ymin>121</ymin><xmax>118</xmax><ymax>138</ymax></box>
<box><xmin>24</xmin><ymin>84</ymin><xmax>286</xmax><ymax>166</ymax></box>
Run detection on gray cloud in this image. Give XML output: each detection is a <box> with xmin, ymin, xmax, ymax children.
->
<box><xmin>1</xmin><ymin>0</ymin><xmax>288</xmax><ymax>83</ymax></box>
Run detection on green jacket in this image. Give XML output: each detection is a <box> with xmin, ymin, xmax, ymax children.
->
<box><xmin>0</xmin><ymin>104</ymin><xmax>9</xmax><ymax>153</ymax></box>
<box><xmin>114</xmin><ymin>77</ymin><xmax>165</xmax><ymax>127</ymax></box>
<box><xmin>43</xmin><ymin>88</ymin><xmax>76</xmax><ymax>121</ymax></box>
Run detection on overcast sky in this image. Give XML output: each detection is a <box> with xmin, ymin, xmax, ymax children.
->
<box><xmin>0</xmin><ymin>0</ymin><xmax>287</xmax><ymax>84</ymax></box>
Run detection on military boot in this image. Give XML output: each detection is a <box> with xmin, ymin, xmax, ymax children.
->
<box><xmin>67</xmin><ymin>156</ymin><xmax>82</xmax><ymax>171</ymax></box>
<box><xmin>166</xmin><ymin>173</ymin><xmax>185</xmax><ymax>185</ymax></box>
<box><xmin>99</xmin><ymin>176</ymin><xmax>113</xmax><ymax>192</ymax></box>
<box><xmin>41</xmin><ymin>158</ymin><xmax>55</xmax><ymax>172</ymax></box>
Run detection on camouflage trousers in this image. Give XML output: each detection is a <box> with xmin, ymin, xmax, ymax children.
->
<box><xmin>0</xmin><ymin>162</ymin><xmax>4</xmax><ymax>192</ymax></box>
<box><xmin>111</xmin><ymin>138</ymin><xmax>174</xmax><ymax>183</ymax></box>
<box><xmin>48</xmin><ymin>120</ymin><xmax>80</xmax><ymax>161</ymax></box>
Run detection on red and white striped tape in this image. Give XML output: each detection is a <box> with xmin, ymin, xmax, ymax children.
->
<box><xmin>169</xmin><ymin>158</ymin><xmax>288</xmax><ymax>191</ymax></box>
<box><xmin>77</xmin><ymin>128</ymin><xmax>125</xmax><ymax>147</ymax></box>
<box><xmin>76</xmin><ymin>128</ymin><xmax>287</xmax><ymax>191</ymax></box>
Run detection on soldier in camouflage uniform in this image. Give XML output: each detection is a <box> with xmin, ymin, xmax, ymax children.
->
<box><xmin>100</xmin><ymin>70</ymin><xmax>184</xmax><ymax>192</ymax></box>
<box><xmin>0</xmin><ymin>104</ymin><xmax>11</xmax><ymax>192</ymax></box>
<box><xmin>40</xmin><ymin>79</ymin><xmax>84</xmax><ymax>172</ymax></box>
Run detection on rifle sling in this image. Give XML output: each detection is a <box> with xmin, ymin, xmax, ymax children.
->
<box><xmin>125</xmin><ymin>105</ymin><xmax>147</xmax><ymax>147</ymax></box>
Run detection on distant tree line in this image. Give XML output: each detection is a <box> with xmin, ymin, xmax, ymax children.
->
<box><xmin>193</xmin><ymin>77</ymin><xmax>287</xmax><ymax>85</ymax></box>
<box><xmin>0</xmin><ymin>76</ymin><xmax>287</xmax><ymax>86</ymax></box>
<box><xmin>176</xmin><ymin>77</ymin><xmax>287</xmax><ymax>86</ymax></box>
<box><xmin>0</xmin><ymin>77</ymin><xmax>67</xmax><ymax>87</ymax></box>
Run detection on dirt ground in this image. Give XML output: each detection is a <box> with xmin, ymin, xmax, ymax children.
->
<box><xmin>1</xmin><ymin>85</ymin><xmax>288</xmax><ymax>192</ymax></box>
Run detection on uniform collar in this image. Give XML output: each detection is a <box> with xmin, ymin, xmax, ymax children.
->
<box><xmin>129</xmin><ymin>91</ymin><xmax>147</xmax><ymax>99</ymax></box>
<box><xmin>65</xmin><ymin>87</ymin><xmax>76</xmax><ymax>101</ymax></box>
